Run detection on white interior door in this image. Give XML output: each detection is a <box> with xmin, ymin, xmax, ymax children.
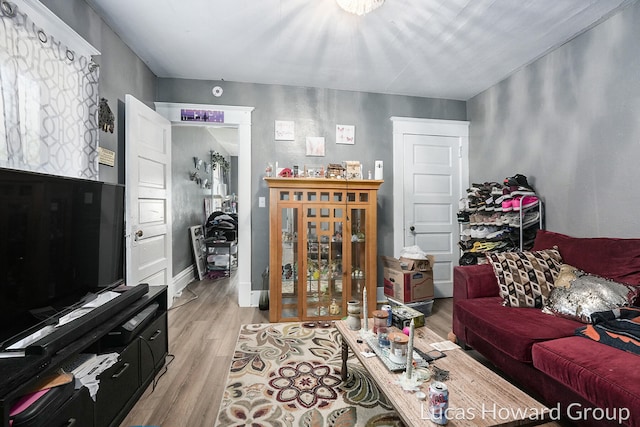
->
<box><xmin>125</xmin><ymin>94</ymin><xmax>173</xmax><ymax>303</ymax></box>
<box><xmin>392</xmin><ymin>118</ymin><xmax>469</xmax><ymax>298</ymax></box>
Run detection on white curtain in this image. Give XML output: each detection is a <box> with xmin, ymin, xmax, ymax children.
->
<box><xmin>0</xmin><ymin>2</ymin><xmax>99</xmax><ymax>179</ymax></box>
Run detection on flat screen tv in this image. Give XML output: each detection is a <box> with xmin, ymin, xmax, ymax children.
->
<box><xmin>0</xmin><ymin>168</ymin><xmax>125</xmax><ymax>348</ymax></box>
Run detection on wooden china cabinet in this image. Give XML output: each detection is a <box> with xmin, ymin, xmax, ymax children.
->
<box><xmin>265</xmin><ymin>177</ymin><xmax>382</xmax><ymax>323</ymax></box>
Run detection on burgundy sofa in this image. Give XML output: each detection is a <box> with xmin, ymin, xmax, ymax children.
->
<box><xmin>453</xmin><ymin>230</ymin><xmax>640</xmax><ymax>427</ymax></box>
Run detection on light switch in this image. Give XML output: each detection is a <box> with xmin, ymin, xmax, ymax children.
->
<box><xmin>259</xmin><ymin>197</ymin><xmax>266</xmax><ymax>208</ymax></box>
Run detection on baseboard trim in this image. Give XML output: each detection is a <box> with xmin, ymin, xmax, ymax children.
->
<box><xmin>173</xmin><ymin>265</ymin><xmax>196</xmax><ymax>305</ymax></box>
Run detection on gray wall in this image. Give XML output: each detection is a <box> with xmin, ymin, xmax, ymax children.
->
<box><xmin>467</xmin><ymin>2</ymin><xmax>640</xmax><ymax>238</ymax></box>
<box><xmin>172</xmin><ymin>127</ymin><xmax>231</xmax><ymax>273</ymax></box>
<box><xmin>157</xmin><ymin>80</ymin><xmax>467</xmax><ymax>290</ymax></box>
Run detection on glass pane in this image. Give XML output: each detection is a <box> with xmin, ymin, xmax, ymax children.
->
<box><xmin>279</xmin><ymin>190</ymin><xmax>289</xmax><ymax>201</ymax></box>
<box><xmin>321</xmin><ymin>192</ymin><xmax>330</xmax><ymax>201</ymax></box>
<box><xmin>333</xmin><ymin>192</ymin><xmax>343</xmax><ymax>202</ymax></box>
<box><xmin>307</xmin><ymin>192</ymin><xmax>317</xmax><ymax>201</ymax></box>
<box><xmin>329</xmin><ymin>220</ymin><xmax>344</xmax><ymax>316</ymax></box>
<box><xmin>306</xmin><ymin>216</ymin><xmax>324</xmax><ymax>318</ymax></box>
<box><xmin>294</xmin><ymin>191</ymin><xmax>303</xmax><ymax>201</ymax></box>
<box><xmin>320</xmin><ymin>208</ymin><xmax>330</xmax><ymax>218</ymax></box>
<box><xmin>334</xmin><ymin>208</ymin><xmax>343</xmax><ymax>218</ymax></box>
<box><xmin>281</xmin><ymin>207</ymin><xmax>298</xmax><ymax>319</ymax></box>
<box><xmin>351</xmin><ymin>208</ymin><xmax>366</xmax><ymax>301</ymax></box>
<box><xmin>359</xmin><ymin>192</ymin><xmax>369</xmax><ymax>202</ymax></box>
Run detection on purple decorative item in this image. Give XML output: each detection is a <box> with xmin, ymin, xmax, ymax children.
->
<box><xmin>180</xmin><ymin>109</ymin><xmax>224</xmax><ymax>123</ymax></box>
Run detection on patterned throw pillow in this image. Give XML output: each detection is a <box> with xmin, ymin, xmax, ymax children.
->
<box><xmin>487</xmin><ymin>249</ymin><xmax>563</xmax><ymax>308</ymax></box>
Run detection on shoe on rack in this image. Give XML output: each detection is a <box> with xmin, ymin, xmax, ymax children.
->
<box><xmin>502</xmin><ymin>197</ymin><xmax>513</xmax><ymax>212</ymax></box>
<box><xmin>512</xmin><ymin>196</ymin><xmax>522</xmax><ymax>211</ymax></box>
<box><xmin>458</xmin><ymin>241</ymin><xmax>474</xmax><ymax>251</ymax></box>
<box><xmin>484</xmin><ymin>213</ymin><xmax>499</xmax><ymax>225</ymax></box>
<box><xmin>467</xmin><ymin>196</ymin><xmax>481</xmax><ymax>211</ymax></box>
<box><xmin>459</xmin><ymin>252</ymin><xmax>478</xmax><ymax>266</ymax></box>
<box><xmin>520</xmin><ymin>195</ymin><xmax>539</xmax><ymax>210</ymax></box>
<box><xmin>485</xmin><ymin>229</ymin><xmax>507</xmax><ymax>240</ymax></box>
<box><xmin>521</xmin><ymin>210</ymin><xmax>541</xmax><ymax>228</ymax></box>
<box><xmin>457</xmin><ymin>211</ymin><xmax>470</xmax><ymax>223</ymax></box>
<box><xmin>484</xmin><ymin>196</ymin><xmax>494</xmax><ymax>211</ymax></box>
<box><xmin>504</xmin><ymin>174</ymin><xmax>534</xmax><ymax>190</ymax></box>
<box><xmin>505</xmin><ymin>213</ymin><xmax>522</xmax><ymax>227</ymax></box>
<box><xmin>497</xmin><ymin>213</ymin><xmax>512</xmax><ymax>225</ymax></box>
<box><xmin>511</xmin><ymin>187</ymin><xmax>536</xmax><ymax>197</ymax></box>
<box><xmin>474</xmin><ymin>226</ymin><xmax>490</xmax><ymax>239</ymax></box>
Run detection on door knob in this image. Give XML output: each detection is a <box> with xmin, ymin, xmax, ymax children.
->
<box><xmin>409</xmin><ymin>226</ymin><xmax>415</xmax><ymax>232</ymax></box>
<box><xmin>135</xmin><ymin>230</ymin><xmax>144</xmax><ymax>238</ymax></box>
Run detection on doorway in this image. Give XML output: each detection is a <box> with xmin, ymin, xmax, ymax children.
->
<box><xmin>155</xmin><ymin>102</ymin><xmax>254</xmax><ymax>307</ymax></box>
<box><xmin>391</xmin><ymin>117</ymin><xmax>469</xmax><ymax>298</ymax></box>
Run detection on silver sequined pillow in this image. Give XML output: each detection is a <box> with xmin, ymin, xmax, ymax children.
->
<box><xmin>543</xmin><ymin>264</ymin><xmax>640</xmax><ymax>323</ymax></box>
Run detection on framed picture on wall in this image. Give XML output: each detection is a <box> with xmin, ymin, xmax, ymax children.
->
<box><xmin>306</xmin><ymin>137</ymin><xmax>325</xmax><ymax>156</ymax></box>
<box><xmin>336</xmin><ymin>124</ymin><xmax>355</xmax><ymax>145</ymax></box>
<box><xmin>275</xmin><ymin>120</ymin><xmax>295</xmax><ymax>140</ymax></box>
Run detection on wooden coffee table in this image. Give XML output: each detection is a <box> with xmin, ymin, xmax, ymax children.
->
<box><xmin>335</xmin><ymin>319</ymin><xmax>550</xmax><ymax>426</ymax></box>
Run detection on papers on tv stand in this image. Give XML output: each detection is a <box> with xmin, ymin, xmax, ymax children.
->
<box><xmin>5</xmin><ymin>325</ymin><xmax>57</xmax><ymax>353</ymax></box>
<box><xmin>57</xmin><ymin>291</ymin><xmax>120</xmax><ymax>326</ymax></box>
<box><xmin>63</xmin><ymin>352</ymin><xmax>119</xmax><ymax>400</ymax></box>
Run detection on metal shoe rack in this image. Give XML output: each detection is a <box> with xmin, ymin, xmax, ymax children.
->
<box><xmin>458</xmin><ymin>200</ymin><xmax>544</xmax><ymax>262</ymax></box>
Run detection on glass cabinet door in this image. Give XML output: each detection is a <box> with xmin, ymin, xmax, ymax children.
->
<box><xmin>280</xmin><ymin>207</ymin><xmax>298</xmax><ymax>320</ymax></box>
<box><xmin>350</xmin><ymin>208</ymin><xmax>366</xmax><ymax>303</ymax></box>
<box><xmin>304</xmin><ymin>206</ymin><xmax>345</xmax><ymax>318</ymax></box>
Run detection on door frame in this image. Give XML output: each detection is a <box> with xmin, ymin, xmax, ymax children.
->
<box><xmin>155</xmin><ymin>102</ymin><xmax>254</xmax><ymax>307</ymax></box>
<box><xmin>391</xmin><ymin>117</ymin><xmax>470</xmax><ymax>257</ymax></box>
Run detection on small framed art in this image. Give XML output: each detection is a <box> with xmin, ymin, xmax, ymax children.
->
<box><xmin>336</xmin><ymin>124</ymin><xmax>355</xmax><ymax>145</ymax></box>
<box><xmin>275</xmin><ymin>120</ymin><xmax>295</xmax><ymax>141</ymax></box>
<box><xmin>306</xmin><ymin>137</ymin><xmax>325</xmax><ymax>156</ymax></box>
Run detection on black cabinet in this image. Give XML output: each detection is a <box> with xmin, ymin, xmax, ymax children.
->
<box><xmin>95</xmin><ymin>341</ymin><xmax>140</xmax><ymax>427</ymax></box>
<box><xmin>49</xmin><ymin>387</ymin><xmax>94</xmax><ymax>427</ymax></box>
<box><xmin>139</xmin><ymin>312</ymin><xmax>168</xmax><ymax>383</ymax></box>
<box><xmin>0</xmin><ymin>286</ymin><xmax>169</xmax><ymax>427</ymax></box>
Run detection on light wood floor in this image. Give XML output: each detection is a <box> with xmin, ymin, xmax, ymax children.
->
<box><xmin>120</xmin><ymin>274</ymin><xmax>561</xmax><ymax>426</ymax></box>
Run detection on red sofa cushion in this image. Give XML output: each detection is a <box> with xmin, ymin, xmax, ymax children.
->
<box><xmin>533</xmin><ymin>337</ymin><xmax>640</xmax><ymax>421</ymax></box>
<box><xmin>532</xmin><ymin>230</ymin><xmax>640</xmax><ymax>285</ymax></box>
<box><xmin>454</xmin><ymin>296</ymin><xmax>582</xmax><ymax>363</ymax></box>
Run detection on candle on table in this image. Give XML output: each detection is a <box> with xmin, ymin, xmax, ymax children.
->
<box><xmin>362</xmin><ymin>288</ymin><xmax>368</xmax><ymax>331</ymax></box>
<box><xmin>406</xmin><ymin>319</ymin><xmax>414</xmax><ymax>379</ymax></box>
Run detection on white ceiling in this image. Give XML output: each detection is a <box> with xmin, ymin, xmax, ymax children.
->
<box><xmin>85</xmin><ymin>0</ymin><xmax>631</xmax><ymax>101</ymax></box>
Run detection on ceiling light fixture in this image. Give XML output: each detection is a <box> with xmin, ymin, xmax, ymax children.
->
<box><xmin>336</xmin><ymin>0</ymin><xmax>385</xmax><ymax>16</ymax></box>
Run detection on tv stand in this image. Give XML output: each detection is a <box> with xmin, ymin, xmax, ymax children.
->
<box><xmin>0</xmin><ymin>285</ymin><xmax>169</xmax><ymax>427</ymax></box>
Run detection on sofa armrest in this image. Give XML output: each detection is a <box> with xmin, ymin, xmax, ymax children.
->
<box><xmin>453</xmin><ymin>264</ymin><xmax>500</xmax><ymax>301</ymax></box>
<box><xmin>452</xmin><ymin>264</ymin><xmax>500</xmax><ymax>346</ymax></box>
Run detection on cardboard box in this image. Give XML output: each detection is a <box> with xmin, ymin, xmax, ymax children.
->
<box><xmin>381</xmin><ymin>256</ymin><xmax>434</xmax><ymax>303</ymax></box>
<box><xmin>399</xmin><ymin>255</ymin><xmax>434</xmax><ymax>272</ymax></box>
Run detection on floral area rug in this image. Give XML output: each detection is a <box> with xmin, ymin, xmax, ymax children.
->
<box><xmin>215</xmin><ymin>323</ymin><xmax>404</xmax><ymax>426</ymax></box>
